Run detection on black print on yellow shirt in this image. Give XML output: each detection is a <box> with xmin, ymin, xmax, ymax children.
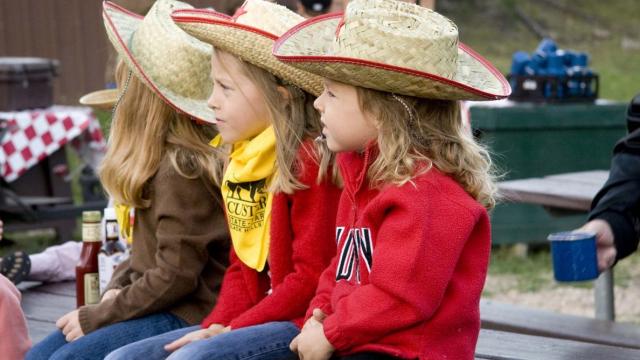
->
<box><xmin>225</xmin><ymin>179</ymin><xmax>268</xmax><ymax>232</ymax></box>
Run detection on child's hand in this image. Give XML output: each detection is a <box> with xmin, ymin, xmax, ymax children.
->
<box><xmin>300</xmin><ymin>308</ymin><xmax>327</xmax><ymax>331</ymax></box>
<box><xmin>101</xmin><ymin>289</ymin><xmax>121</xmax><ymax>302</ymax></box>
<box><xmin>56</xmin><ymin>309</ymin><xmax>84</xmax><ymax>342</ymax></box>
<box><xmin>290</xmin><ymin>316</ymin><xmax>334</xmax><ymax>360</ymax></box>
<box><xmin>312</xmin><ymin>308</ymin><xmax>327</xmax><ymax>322</ymax></box>
<box><xmin>164</xmin><ymin>324</ymin><xmax>228</xmax><ymax>352</ymax></box>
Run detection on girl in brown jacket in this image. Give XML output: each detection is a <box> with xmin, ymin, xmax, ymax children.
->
<box><xmin>26</xmin><ymin>1</ymin><xmax>230</xmax><ymax>359</ymax></box>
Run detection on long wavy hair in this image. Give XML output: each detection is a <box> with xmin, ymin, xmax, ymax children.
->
<box><xmin>356</xmin><ymin>87</ymin><xmax>498</xmax><ymax>209</ymax></box>
<box><xmin>99</xmin><ymin>60</ymin><xmax>224</xmax><ymax>208</ymax></box>
<box><xmin>215</xmin><ymin>49</ymin><xmax>338</xmax><ymax>194</ymax></box>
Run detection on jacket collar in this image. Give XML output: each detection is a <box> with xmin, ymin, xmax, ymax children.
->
<box><xmin>337</xmin><ymin>140</ymin><xmax>379</xmax><ymax>196</ymax></box>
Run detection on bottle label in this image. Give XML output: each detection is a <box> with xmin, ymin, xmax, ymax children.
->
<box><xmin>83</xmin><ymin>223</ymin><xmax>101</xmax><ymax>242</ymax></box>
<box><xmin>84</xmin><ymin>273</ymin><xmax>100</xmax><ymax>305</ymax></box>
<box><xmin>105</xmin><ymin>220</ymin><xmax>119</xmax><ymax>241</ymax></box>
<box><xmin>98</xmin><ymin>250</ymin><xmax>129</xmax><ymax>294</ymax></box>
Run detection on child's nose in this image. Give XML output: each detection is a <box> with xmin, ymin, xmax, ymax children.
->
<box><xmin>207</xmin><ymin>92</ymin><xmax>219</xmax><ymax>111</ymax></box>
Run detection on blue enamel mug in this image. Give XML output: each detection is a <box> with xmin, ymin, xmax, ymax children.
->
<box><xmin>548</xmin><ymin>231</ymin><xmax>599</xmax><ymax>282</ymax></box>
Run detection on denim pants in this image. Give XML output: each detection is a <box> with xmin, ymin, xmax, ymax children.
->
<box><xmin>25</xmin><ymin>312</ymin><xmax>188</xmax><ymax>360</ymax></box>
<box><xmin>106</xmin><ymin>321</ymin><xmax>300</xmax><ymax>360</ymax></box>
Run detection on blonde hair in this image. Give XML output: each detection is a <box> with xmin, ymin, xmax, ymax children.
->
<box><xmin>356</xmin><ymin>87</ymin><xmax>498</xmax><ymax>209</ymax></box>
<box><xmin>99</xmin><ymin>61</ymin><xmax>224</xmax><ymax>208</ymax></box>
<box><xmin>215</xmin><ymin>49</ymin><xmax>337</xmax><ymax>194</ymax></box>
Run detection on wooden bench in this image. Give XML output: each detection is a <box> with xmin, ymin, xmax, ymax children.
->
<box><xmin>481</xmin><ymin>299</ymin><xmax>640</xmax><ymax>349</ymax></box>
<box><xmin>476</xmin><ymin>329</ymin><xmax>640</xmax><ymax>360</ymax></box>
<box><xmin>498</xmin><ymin>170</ymin><xmax>609</xmax><ymax>213</ymax></box>
<box><xmin>21</xmin><ymin>282</ymin><xmax>640</xmax><ymax>359</ymax></box>
<box><xmin>20</xmin><ymin>281</ymin><xmax>75</xmax><ymax>342</ymax></box>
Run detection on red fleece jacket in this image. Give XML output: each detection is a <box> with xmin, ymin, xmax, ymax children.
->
<box><xmin>307</xmin><ymin>146</ymin><xmax>491</xmax><ymax>360</ymax></box>
<box><xmin>202</xmin><ymin>143</ymin><xmax>341</xmax><ymax>329</ymax></box>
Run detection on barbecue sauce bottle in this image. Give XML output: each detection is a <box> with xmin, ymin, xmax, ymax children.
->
<box><xmin>76</xmin><ymin>211</ymin><xmax>102</xmax><ymax>307</ymax></box>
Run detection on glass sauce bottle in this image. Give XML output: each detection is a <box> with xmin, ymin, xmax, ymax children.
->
<box><xmin>76</xmin><ymin>210</ymin><xmax>102</xmax><ymax>307</ymax></box>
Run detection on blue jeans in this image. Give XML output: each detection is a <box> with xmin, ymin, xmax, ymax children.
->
<box><xmin>106</xmin><ymin>321</ymin><xmax>300</xmax><ymax>360</ymax></box>
<box><xmin>25</xmin><ymin>312</ymin><xmax>188</xmax><ymax>360</ymax></box>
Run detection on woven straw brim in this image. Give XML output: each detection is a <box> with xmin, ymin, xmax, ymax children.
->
<box><xmin>103</xmin><ymin>2</ymin><xmax>215</xmax><ymax>123</ymax></box>
<box><xmin>274</xmin><ymin>13</ymin><xmax>511</xmax><ymax>101</ymax></box>
<box><xmin>79</xmin><ymin>89</ymin><xmax>118</xmax><ymax>110</ymax></box>
<box><xmin>172</xmin><ymin>9</ymin><xmax>324</xmax><ymax>96</ymax></box>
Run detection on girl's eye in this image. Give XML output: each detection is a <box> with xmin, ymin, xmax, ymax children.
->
<box><xmin>326</xmin><ymin>89</ymin><xmax>336</xmax><ymax>98</ymax></box>
<box><xmin>216</xmin><ymin>80</ymin><xmax>231</xmax><ymax>91</ymax></box>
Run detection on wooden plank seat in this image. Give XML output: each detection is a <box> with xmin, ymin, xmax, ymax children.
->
<box><xmin>476</xmin><ymin>329</ymin><xmax>640</xmax><ymax>360</ymax></box>
<box><xmin>20</xmin><ymin>281</ymin><xmax>75</xmax><ymax>343</ymax></box>
<box><xmin>481</xmin><ymin>299</ymin><xmax>640</xmax><ymax>349</ymax></box>
<box><xmin>22</xmin><ymin>282</ymin><xmax>640</xmax><ymax>359</ymax></box>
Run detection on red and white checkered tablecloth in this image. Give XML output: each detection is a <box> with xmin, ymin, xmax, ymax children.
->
<box><xmin>0</xmin><ymin>106</ymin><xmax>106</xmax><ymax>183</ymax></box>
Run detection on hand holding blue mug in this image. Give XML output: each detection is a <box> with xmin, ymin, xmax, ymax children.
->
<box><xmin>578</xmin><ymin>219</ymin><xmax>616</xmax><ymax>271</ymax></box>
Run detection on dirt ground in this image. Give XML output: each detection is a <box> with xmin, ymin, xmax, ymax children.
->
<box><xmin>483</xmin><ymin>251</ymin><xmax>640</xmax><ymax>324</ymax></box>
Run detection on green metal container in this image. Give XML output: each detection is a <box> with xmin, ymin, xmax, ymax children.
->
<box><xmin>470</xmin><ymin>101</ymin><xmax>628</xmax><ymax>245</ymax></box>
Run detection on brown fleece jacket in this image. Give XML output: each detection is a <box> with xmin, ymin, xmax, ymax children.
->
<box><xmin>78</xmin><ymin>156</ymin><xmax>230</xmax><ymax>334</ymax></box>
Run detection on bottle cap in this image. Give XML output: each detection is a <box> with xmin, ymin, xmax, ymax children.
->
<box><xmin>103</xmin><ymin>207</ymin><xmax>117</xmax><ymax>220</ymax></box>
<box><xmin>83</xmin><ymin>211</ymin><xmax>101</xmax><ymax>223</ymax></box>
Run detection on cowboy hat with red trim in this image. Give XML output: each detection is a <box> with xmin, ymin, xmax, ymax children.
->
<box><xmin>273</xmin><ymin>0</ymin><xmax>511</xmax><ymax>101</ymax></box>
<box><xmin>103</xmin><ymin>0</ymin><xmax>215</xmax><ymax>123</ymax></box>
<box><xmin>170</xmin><ymin>0</ymin><xmax>324</xmax><ymax>96</ymax></box>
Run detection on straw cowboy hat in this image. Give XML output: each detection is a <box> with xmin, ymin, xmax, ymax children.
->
<box><xmin>102</xmin><ymin>0</ymin><xmax>215</xmax><ymax>123</ymax></box>
<box><xmin>170</xmin><ymin>0</ymin><xmax>324</xmax><ymax>96</ymax></box>
<box><xmin>273</xmin><ymin>0</ymin><xmax>511</xmax><ymax>100</ymax></box>
<box><xmin>78</xmin><ymin>89</ymin><xmax>119</xmax><ymax>111</ymax></box>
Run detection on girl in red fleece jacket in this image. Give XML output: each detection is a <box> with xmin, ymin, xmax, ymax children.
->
<box><xmin>106</xmin><ymin>1</ymin><xmax>341</xmax><ymax>360</ymax></box>
<box><xmin>274</xmin><ymin>0</ymin><xmax>511</xmax><ymax>358</ymax></box>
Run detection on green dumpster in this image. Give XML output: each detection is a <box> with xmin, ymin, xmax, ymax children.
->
<box><xmin>470</xmin><ymin>101</ymin><xmax>628</xmax><ymax>245</ymax></box>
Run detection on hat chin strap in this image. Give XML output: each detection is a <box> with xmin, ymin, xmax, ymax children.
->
<box><xmin>111</xmin><ymin>70</ymin><xmax>133</xmax><ymax>124</ymax></box>
<box><xmin>391</xmin><ymin>93</ymin><xmax>415</xmax><ymax>123</ymax></box>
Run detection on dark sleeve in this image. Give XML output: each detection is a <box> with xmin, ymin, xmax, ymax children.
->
<box><xmin>588</xmin><ymin>129</ymin><xmax>640</xmax><ymax>261</ymax></box>
<box><xmin>79</xmin><ymin>165</ymin><xmax>228</xmax><ymax>334</ymax></box>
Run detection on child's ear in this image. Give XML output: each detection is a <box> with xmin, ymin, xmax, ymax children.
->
<box><xmin>276</xmin><ymin>86</ymin><xmax>291</xmax><ymax>103</ymax></box>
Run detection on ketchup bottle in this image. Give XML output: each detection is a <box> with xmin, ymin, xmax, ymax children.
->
<box><xmin>76</xmin><ymin>210</ymin><xmax>102</xmax><ymax>307</ymax></box>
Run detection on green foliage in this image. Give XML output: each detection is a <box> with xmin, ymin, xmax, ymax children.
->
<box><xmin>0</xmin><ymin>230</ymin><xmax>58</xmax><ymax>257</ymax></box>
<box><xmin>95</xmin><ymin>110</ymin><xmax>112</xmax><ymax>139</ymax></box>
<box><xmin>488</xmin><ymin>245</ymin><xmax>555</xmax><ymax>292</ymax></box>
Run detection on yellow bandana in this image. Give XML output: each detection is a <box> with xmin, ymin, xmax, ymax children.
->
<box><xmin>115</xmin><ymin>204</ymin><xmax>134</xmax><ymax>244</ymax></box>
<box><xmin>211</xmin><ymin>127</ymin><xmax>277</xmax><ymax>271</ymax></box>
